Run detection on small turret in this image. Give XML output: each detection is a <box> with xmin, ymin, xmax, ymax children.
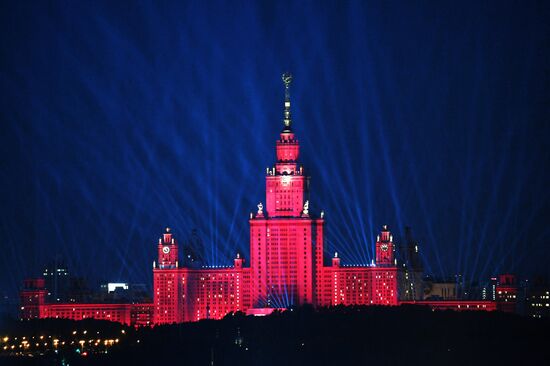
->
<box><xmin>157</xmin><ymin>227</ymin><xmax>179</xmax><ymax>269</ymax></box>
<box><xmin>234</xmin><ymin>253</ymin><xmax>244</xmax><ymax>269</ymax></box>
<box><xmin>376</xmin><ymin>225</ymin><xmax>395</xmax><ymax>266</ymax></box>
<box><xmin>332</xmin><ymin>252</ymin><xmax>341</xmax><ymax>267</ymax></box>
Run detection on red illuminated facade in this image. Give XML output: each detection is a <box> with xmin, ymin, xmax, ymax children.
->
<box><xmin>150</xmin><ymin>73</ymin><xmax>399</xmax><ymax>325</ymax></box>
<box><xmin>495</xmin><ymin>274</ymin><xmax>518</xmax><ymax>313</ymax></box>
<box><xmin>20</xmin><ymin>279</ymin><xmax>154</xmax><ymax>327</ymax></box>
<box><xmin>20</xmin><ymin>74</ymin><xmax>501</xmax><ymax>326</ymax></box>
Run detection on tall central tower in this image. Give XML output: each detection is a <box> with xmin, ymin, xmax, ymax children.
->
<box><xmin>250</xmin><ymin>73</ymin><xmax>325</xmax><ymax>307</ymax></box>
<box><xmin>265</xmin><ymin>73</ymin><xmax>307</xmax><ymax>217</ymax></box>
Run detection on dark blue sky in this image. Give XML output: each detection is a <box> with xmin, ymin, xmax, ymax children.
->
<box><xmin>1</xmin><ymin>1</ymin><xmax>548</xmax><ymax>297</ymax></box>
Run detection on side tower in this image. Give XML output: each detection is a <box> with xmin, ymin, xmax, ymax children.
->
<box><xmin>376</xmin><ymin>225</ymin><xmax>395</xmax><ymax>265</ymax></box>
<box><xmin>373</xmin><ymin>225</ymin><xmax>398</xmax><ymax>304</ymax></box>
<box><xmin>158</xmin><ymin>227</ymin><xmax>178</xmax><ymax>268</ymax></box>
<box><xmin>153</xmin><ymin>227</ymin><xmax>183</xmax><ymax>324</ymax></box>
<box><xmin>249</xmin><ymin>74</ymin><xmax>325</xmax><ymax>307</ymax></box>
<box><xmin>20</xmin><ymin>278</ymin><xmax>47</xmax><ymax>320</ymax></box>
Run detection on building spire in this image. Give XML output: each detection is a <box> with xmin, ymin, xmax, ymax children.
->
<box><xmin>282</xmin><ymin>72</ymin><xmax>293</xmax><ymax>132</ymax></box>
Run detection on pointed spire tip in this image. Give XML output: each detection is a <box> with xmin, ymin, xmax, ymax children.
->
<box><xmin>282</xmin><ymin>72</ymin><xmax>293</xmax><ymax>131</ymax></box>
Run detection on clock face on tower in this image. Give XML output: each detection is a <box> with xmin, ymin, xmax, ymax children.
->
<box><xmin>162</xmin><ymin>246</ymin><xmax>170</xmax><ymax>254</ymax></box>
<box><xmin>381</xmin><ymin>244</ymin><xmax>388</xmax><ymax>251</ymax></box>
<box><xmin>281</xmin><ymin>176</ymin><xmax>291</xmax><ymax>186</ymax></box>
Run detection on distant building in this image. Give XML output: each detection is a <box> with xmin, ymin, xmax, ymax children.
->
<box><xmin>42</xmin><ymin>260</ymin><xmax>69</xmax><ymax>303</ymax></box>
<box><xmin>66</xmin><ymin>277</ymin><xmax>92</xmax><ymax>303</ymax></box>
<box><xmin>98</xmin><ymin>283</ymin><xmax>150</xmax><ymax>303</ymax></box>
<box><xmin>482</xmin><ymin>277</ymin><xmax>498</xmax><ymax>301</ymax></box>
<box><xmin>495</xmin><ymin>274</ymin><xmax>517</xmax><ymax>313</ymax></box>
<box><xmin>20</xmin><ymin>278</ymin><xmax>153</xmax><ymax>326</ymax></box>
<box><xmin>526</xmin><ymin>277</ymin><xmax>550</xmax><ymax>319</ymax></box>
<box><xmin>401</xmin><ymin>300</ymin><xmax>497</xmax><ymax>312</ymax></box>
<box><xmin>20</xmin><ymin>279</ymin><xmax>47</xmax><ymax>320</ymax></box>
<box><xmin>397</xmin><ymin>227</ymin><xmax>424</xmax><ymax>301</ymax></box>
<box><xmin>424</xmin><ymin>278</ymin><xmax>457</xmax><ymax>300</ymax></box>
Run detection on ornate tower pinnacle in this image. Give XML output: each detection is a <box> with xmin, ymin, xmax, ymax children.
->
<box><xmin>282</xmin><ymin>72</ymin><xmax>293</xmax><ymax>131</ymax></box>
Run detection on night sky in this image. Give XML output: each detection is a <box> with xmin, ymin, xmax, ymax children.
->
<box><xmin>1</xmin><ymin>1</ymin><xmax>548</xmax><ymax>298</ymax></box>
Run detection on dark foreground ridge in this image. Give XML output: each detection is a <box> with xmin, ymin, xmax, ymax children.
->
<box><xmin>2</xmin><ymin>305</ymin><xmax>549</xmax><ymax>365</ymax></box>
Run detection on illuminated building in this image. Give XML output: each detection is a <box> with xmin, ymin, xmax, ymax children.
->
<box><xmin>526</xmin><ymin>277</ymin><xmax>550</xmax><ymax>319</ymax></box>
<box><xmin>20</xmin><ymin>279</ymin><xmax>47</xmax><ymax>320</ymax></box>
<box><xmin>153</xmin><ymin>230</ymin><xmax>251</xmax><ymax>323</ymax></box>
<box><xmin>424</xmin><ymin>278</ymin><xmax>458</xmax><ymax>300</ymax></box>
<box><xmin>20</xmin><ymin>278</ymin><xmax>154</xmax><ymax>327</ymax></box>
<box><xmin>495</xmin><ymin>274</ymin><xmax>518</xmax><ymax>313</ymax></box>
<box><xmin>20</xmin><ymin>74</ymin><xmax>508</xmax><ymax>326</ymax></box>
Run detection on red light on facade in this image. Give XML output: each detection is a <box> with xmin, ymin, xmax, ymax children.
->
<box><xmin>21</xmin><ymin>74</ymin><xmax>498</xmax><ymax>326</ymax></box>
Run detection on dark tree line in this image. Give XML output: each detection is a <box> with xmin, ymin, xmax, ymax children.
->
<box><xmin>2</xmin><ymin>305</ymin><xmax>549</xmax><ymax>365</ymax></box>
